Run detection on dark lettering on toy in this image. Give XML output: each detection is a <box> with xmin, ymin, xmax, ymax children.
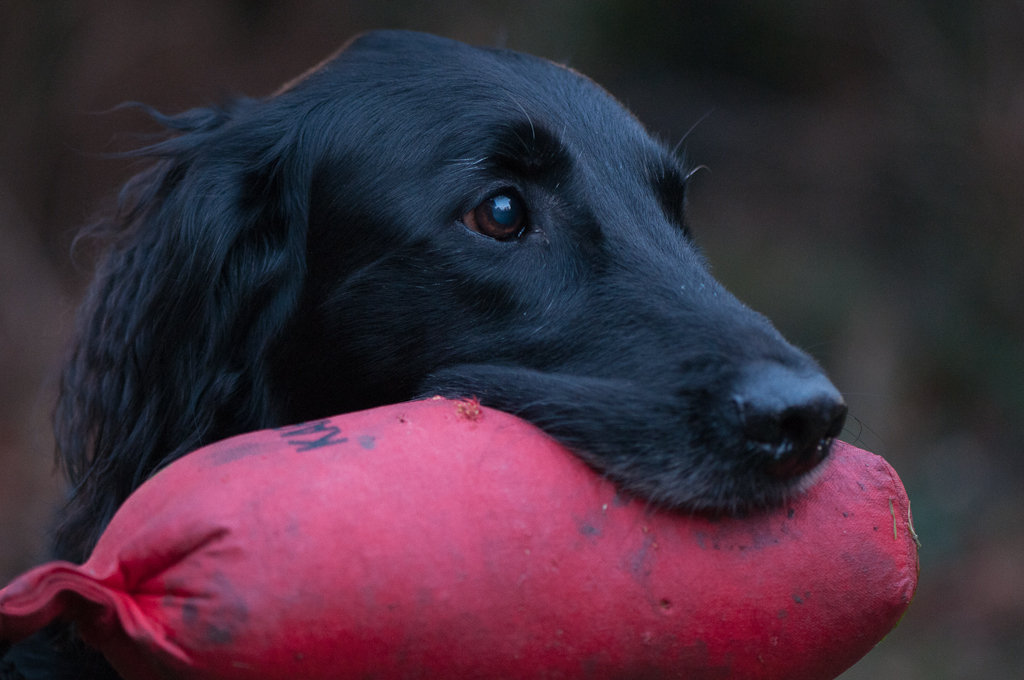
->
<box><xmin>279</xmin><ymin>420</ymin><xmax>349</xmax><ymax>451</ymax></box>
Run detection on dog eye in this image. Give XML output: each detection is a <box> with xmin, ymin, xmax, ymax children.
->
<box><xmin>463</xmin><ymin>193</ymin><xmax>527</xmax><ymax>240</ymax></box>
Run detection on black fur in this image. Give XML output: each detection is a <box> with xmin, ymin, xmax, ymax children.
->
<box><xmin>4</xmin><ymin>31</ymin><xmax>845</xmax><ymax>678</ymax></box>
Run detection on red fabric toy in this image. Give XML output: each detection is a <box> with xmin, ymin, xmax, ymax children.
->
<box><xmin>1</xmin><ymin>398</ymin><xmax>917</xmax><ymax>679</ymax></box>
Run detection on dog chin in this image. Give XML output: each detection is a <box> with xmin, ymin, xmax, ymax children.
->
<box><xmin>577</xmin><ymin>438</ymin><xmax>833</xmax><ymax>518</ymax></box>
<box><xmin>417</xmin><ymin>363</ymin><xmax>830</xmax><ymax>515</ymax></box>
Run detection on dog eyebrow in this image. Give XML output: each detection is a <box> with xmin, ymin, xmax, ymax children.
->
<box><xmin>486</xmin><ymin>120</ymin><xmax>573</xmax><ymax>180</ymax></box>
<box><xmin>651</xmin><ymin>159</ymin><xmax>689</xmax><ymax>231</ymax></box>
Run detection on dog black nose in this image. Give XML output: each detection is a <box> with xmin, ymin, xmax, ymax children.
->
<box><xmin>733</xmin><ymin>363</ymin><xmax>848</xmax><ymax>479</ymax></box>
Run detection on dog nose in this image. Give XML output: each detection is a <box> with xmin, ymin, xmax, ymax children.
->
<box><xmin>732</xmin><ymin>363</ymin><xmax>848</xmax><ymax>479</ymax></box>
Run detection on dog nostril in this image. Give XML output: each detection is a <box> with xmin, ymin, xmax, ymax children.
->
<box><xmin>733</xmin><ymin>363</ymin><xmax>848</xmax><ymax>480</ymax></box>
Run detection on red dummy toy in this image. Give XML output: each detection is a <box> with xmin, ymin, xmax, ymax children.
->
<box><xmin>1</xmin><ymin>398</ymin><xmax>917</xmax><ymax>679</ymax></box>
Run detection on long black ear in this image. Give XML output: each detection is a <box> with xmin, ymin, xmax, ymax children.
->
<box><xmin>54</xmin><ymin>100</ymin><xmax>310</xmax><ymax>562</ymax></box>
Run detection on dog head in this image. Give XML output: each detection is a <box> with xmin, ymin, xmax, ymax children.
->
<box><xmin>276</xmin><ymin>31</ymin><xmax>847</xmax><ymax>511</ymax></box>
<box><xmin>59</xmin><ymin>30</ymin><xmax>845</xmax><ymax>560</ymax></box>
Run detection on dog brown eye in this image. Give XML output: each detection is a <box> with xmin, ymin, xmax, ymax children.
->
<box><xmin>463</xmin><ymin>193</ymin><xmax>526</xmax><ymax>240</ymax></box>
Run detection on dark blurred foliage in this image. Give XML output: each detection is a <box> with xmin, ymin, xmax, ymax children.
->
<box><xmin>1</xmin><ymin>1</ymin><xmax>1022</xmax><ymax>677</ymax></box>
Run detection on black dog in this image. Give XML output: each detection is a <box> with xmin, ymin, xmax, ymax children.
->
<box><xmin>2</xmin><ymin>30</ymin><xmax>846</xmax><ymax>679</ymax></box>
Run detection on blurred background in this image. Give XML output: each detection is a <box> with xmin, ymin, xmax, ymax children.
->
<box><xmin>1</xmin><ymin>1</ymin><xmax>1021</xmax><ymax>677</ymax></box>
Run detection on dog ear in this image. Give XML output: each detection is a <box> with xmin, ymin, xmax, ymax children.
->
<box><xmin>54</xmin><ymin>100</ymin><xmax>310</xmax><ymax>562</ymax></box>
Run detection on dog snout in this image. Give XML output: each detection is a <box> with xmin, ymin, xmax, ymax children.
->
<box><xmin>731</xmin><ymin>362</ymin><xmax>848</xmax><ymax>479</ymax></box>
